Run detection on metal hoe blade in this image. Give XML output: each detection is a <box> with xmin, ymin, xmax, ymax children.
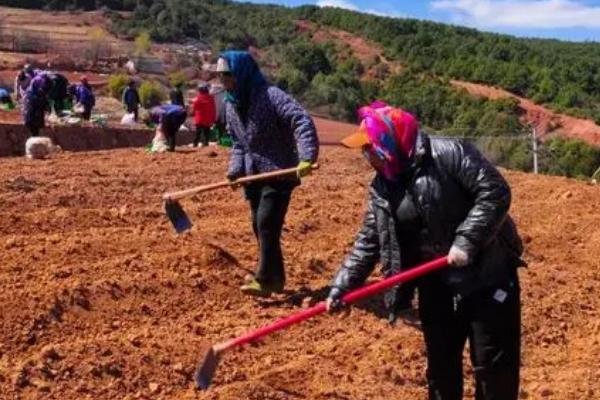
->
<box><xmin>164</xmin><ymin>199</ymin><xmax>192</xmax><ymax>233</ymax></box>
<box><xmin>194</xmin><ymin>347</ymin><xmax>220</xmax><ymax>390</ymax></box>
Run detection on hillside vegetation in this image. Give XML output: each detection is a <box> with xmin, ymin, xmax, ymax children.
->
<box><xmin>1</xmin><ymin>0</ymin><xmax>599</xmax><ymax>177</ymax></box>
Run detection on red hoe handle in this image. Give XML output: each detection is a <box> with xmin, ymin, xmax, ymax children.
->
<box><xmin>195</xmin><ymin>256</ymin><xmax>449</xmax><ymax>390</ymax></box>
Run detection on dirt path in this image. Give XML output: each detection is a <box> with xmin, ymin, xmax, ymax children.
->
<box><xmin>0</xmin><ymin>145</ymin><xmax>599</xmax><ymax>399</ymax></box>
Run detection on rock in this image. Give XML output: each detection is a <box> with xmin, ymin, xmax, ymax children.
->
<box><xmin>33</xmin><ymin>380</ymin><xmax>51</xmax><ymax>392</ymax></box>
<box><xmin>148</xmin><ymin>382</ymin><xmax>160</xmax><ymax>394</ymax></box>
<box><xmin>540</xmin><ymin>387</ymin><xmax>553</xmax><ymax>397</ymax></box>
<box><xmin>111</xmin><ymin>320</ymin><xmax>121</xmax><ymax>330</ymax></box>
<box><xmin>173</xmin><ymin>363</ymin><xmax>185</xmax><ymax>374</ymax></box>
<box><xmin>301</xmin><ymin>296</ymin><xmax>315</xmax><ymax>308</ymax></box>
<box><xmin>561</xmin><ymin>191</ymin><xmax>573</xmax><ymax>199</ymax></box>
<box><xmin>128</xmin><ymin>334</ymin><xmax>142</xmax><ymax>347</ymax></box>
<box><xmin>5</xmin><ymin>237</ymin><xmax>16</xmax><ymax>249</ymax></box>
<box><xmin>188</xmin><ymin>268</ymin><xmax>202</xmax><ymax>279</ymax></box>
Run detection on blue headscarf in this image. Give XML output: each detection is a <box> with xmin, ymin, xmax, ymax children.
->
<box><xmin>219</xmin><ymin>51</ymin><xmax>267</xmax><ymax>119</ymax></box>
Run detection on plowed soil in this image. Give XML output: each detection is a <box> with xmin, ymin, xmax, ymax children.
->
<box><xmin>1</xmin><ymin>146</ymin><xmax>599</xmax><ymax>399</ymax></box>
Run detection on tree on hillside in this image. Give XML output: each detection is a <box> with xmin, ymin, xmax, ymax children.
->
<box><xmin>134</xmin><ymin>31</ymin><xmax>151</xmax><ymax>56</ymax></box>
<box><xmin>88</xmin><ymin>27</ymin><xmax>111</xmax><ymax>64</ymax></box>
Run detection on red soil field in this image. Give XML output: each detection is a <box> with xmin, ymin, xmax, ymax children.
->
<box><xmin>0</xmin><ymin>144</ymin><xmax>599</xmax><ymax>399</ymax></box>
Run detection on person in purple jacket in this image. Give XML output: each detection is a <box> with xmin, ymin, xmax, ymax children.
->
<box><xmin>147</xmin><ymin>104</ymin><xmax>187</xmax><ymax>152</ymax></box>
<box><xmin>217</xmin><ymin>50</ymin><xmax>319</xmax><ymax>297</ymax></box>
<box><xmin>22</xmin><ymin>74</ymin><xmax>51</xmax><ymax>137</ymax></box>
<box><xmin>69</xmin><ymin>77</ymin><xmax>95</xmax><ymax>120</ymax></box>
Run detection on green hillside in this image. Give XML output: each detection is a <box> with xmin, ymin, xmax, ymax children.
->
<box><xmin>1</xmin><ymin>0</ymin><xmax>599</xmax><ymax>176</ymax></box>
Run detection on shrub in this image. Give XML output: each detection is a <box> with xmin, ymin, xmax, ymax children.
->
<box><xmin>134</xmin><ymin>31</ymin><xmax>152</xmax><ymax>57</ymax></box>
<box><xmin>168</xmin><ymin>71</ymin><xmax>187</xmax><ymax>89</ymax></box>
<box><xmin>108</xmin><ymin>74</ymin><xmax>129</xmax><ymax>99</ymax></box>
<box><xmin>139</xmin><ymin>81</ymin><xmax>165</xmax><ymax>108</ymax></box>
<box><xmin>542</xmin><ymin>136</ymin><xmax>600</xmax><ymax>178</ymax></box>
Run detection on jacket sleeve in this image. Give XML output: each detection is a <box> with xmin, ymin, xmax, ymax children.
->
<box><xmin>444</xmin><ymin>140</ymin><xmax>512</xmax><ymax>259</ymax></box>
<box><xmin>331</xmin><ymin>193</ymin><xmax>380</xmax><ymax>292</ymax></box>
<box><xmin>226</xmin><ymin>108</ymin><xmax>245</xmax><ymax>179</ymax></box>
<box><xmin>270</xmin><ymin>87</ymin><xmax>319</xmax><ymax>163</ymax></box>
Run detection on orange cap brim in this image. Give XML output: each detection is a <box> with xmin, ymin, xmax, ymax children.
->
<box><xmin>341</xmin><ymin>123</ymin><xmax>369</xmax><ymax>148</ymax></box>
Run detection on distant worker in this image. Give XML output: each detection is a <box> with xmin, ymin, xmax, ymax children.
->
<box><xmin>123</xmin><ymin>80</ymin><xmax>141</xmax><ymax>122</ymax></box>
<box><xmin>44</xmin><ymin>72</ymin><xmax>70</xmax><ymax>114</ymax></box>
<box><xmin>69</xmin><ymin>77</ymin><xmax>96</xmax><ymax>120</ymax></box>
<box><xmin>147</xmin><ymin>104</ymin><xmax>187</xmax><ymax>153</ymax></box>
<box><xmin>191</xmin><ymin>83</ymin><xmax>216</xmax><ymax>148</ymax></box>
<box><xmin>14</xmin><ymin>64</ymin><xmax>35</xmax><ymax>103</ymax></box>
<box><xmin>169</xmin><ymin>84</ymin><xmax>185</xmax><ymax>107</ymax></box>
<box><xmin>22</xmin><ymin>74</ymin><xmax>51</xmax><ymax>137</ymax></box>
<box><xmin>217</xmin><ymin>50</ymin><xmax>319</xmax><ymax>297</ymax></box>
<box><xmin>0</xmin><ymin>88</ymin><xmax>15</xmax><ymax>111</ymax></box>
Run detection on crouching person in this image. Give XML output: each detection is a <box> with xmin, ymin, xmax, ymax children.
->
<box><xmin>22</xmin><ymin>74</ymin><xmax>51</xmax><ymax>138</ymax></box>
<box><xmin>69</xmin><ymin>77</ymin><xmax>95</xmax><ymax>121</ymax></box>
<box><xmin>326</xmin><ymin>102</ymin><xmax>525</xmax><ymax>400</ymax></box>
<box><xmin>147</xmin><ymin>104</ymin><xmax>187</xmax><ymax>153</ymax></box>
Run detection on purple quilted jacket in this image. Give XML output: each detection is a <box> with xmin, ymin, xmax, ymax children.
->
<box><xmin>225</xmin><ymin>84</ymin><xmax>319</xmax><ymax>178</ymax></box>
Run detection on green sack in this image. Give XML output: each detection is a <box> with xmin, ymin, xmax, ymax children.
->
<box><xmin>218</xmin><ymin>134</ymin><xmax>233</xmax><ymax>148</ymax></box>
<box><xmin>209</xmin><ymin>125</ymin><xmax>221</xmax><ymax>142</ymax></box>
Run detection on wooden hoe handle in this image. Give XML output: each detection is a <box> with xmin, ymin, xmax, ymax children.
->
<box><xmin>162</xmin><ymin>164</ymin><xmax>319</xmax><ymax>201</ymax></box>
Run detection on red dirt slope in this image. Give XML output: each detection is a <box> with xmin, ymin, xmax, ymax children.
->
<box><xmin>452</xmin><ymin>80</ymin><xmax>600</xmax><ymax>146</ymax></box>
<box><xmin>0</xmin><ymin>145</ymin><xmax>599</xmax><ymax>399</ymax></box>
<box><xmin>299</xmin><ymin>20</ymin><xmax>600</xmax><ymax>147</ymax></box>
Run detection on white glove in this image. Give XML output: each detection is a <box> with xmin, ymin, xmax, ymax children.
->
<box><xmin>448</xmin><ymin>245</ymin><xmax>469</xmax><ymax>267</ymax></box>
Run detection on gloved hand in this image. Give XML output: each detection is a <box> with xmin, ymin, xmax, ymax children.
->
<box><xmin>448</xmin><ymin>245</ymin><xmax>469</xmax><ymax>267</ymax></box>
<box><xmin>226</xmin><ymin>174</ymin><xmax>243</xmax><ymax>190</ymax></box>
<box><xmin>297</xmin><ymin>160</ymin><xmax>313</xmax><ymax>178</ymax></box>
<box><xmin>325</xmin><ymin>287</ymin><xmax>346</xmax><ymax>313</ymax></box>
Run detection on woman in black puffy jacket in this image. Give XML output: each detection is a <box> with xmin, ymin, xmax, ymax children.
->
<box><xmin>326</xmin><ymin>102</ymin><xmax>525</xmax><ymax>400</ymax></box>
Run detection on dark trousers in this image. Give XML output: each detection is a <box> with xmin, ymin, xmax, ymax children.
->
<box><xmin>128</xmin><ymin>106</ymin><xmax>139</xmax><ymax>122</ymax></box>
<box><xmin>194</xmin><ymin>126</ymin><xmax>211</xmax><ymax>146</ymax></box>
<box><xmin>245</xmin><ymin>182</ymin><xmax>293</xmax><ymax>286</ymax></box>
<box><xmin>163</xmin><ymin>128</ymin><xmax>176</xmax><ymax>152</ymax></box>
<box><xmin>82</xmin><ymin>107</ymin><xmax>92</xmax><ymax>121</ymax></box>
<box><xmin>26</xmin><ymin>124</ymin><xmax>40</xmax><ymax>137</ymax></box>
<box><xmin>419</xmin><ymin>275</ymin><xmax>521</xmax><ymax>400</ymax></box>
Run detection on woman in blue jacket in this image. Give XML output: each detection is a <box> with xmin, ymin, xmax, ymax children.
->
<box><xmin>217</xmin><ymin>51</ymin><xmax>319</xmax><ymax>297</ymax></box>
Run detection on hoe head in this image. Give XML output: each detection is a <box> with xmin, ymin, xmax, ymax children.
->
<box><xmin>194</xmin><ymin>346</ymin><xmax>220</xmax><ymax>390</ymax></box>
<box><xmin>164</xmin><ymin>199</ymin><xmax>192</xmax><ymax>234</ymax></box>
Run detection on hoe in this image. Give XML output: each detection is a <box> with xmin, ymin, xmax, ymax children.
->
<box><xmin>163</xmin><ymin>164</ymin><xmax>319</xmax><ymax>233</ymax></box>
<box><xmin>194</xmin><ymin>256</ymin><xmax>449</xmax><ymax>390</ymax></box>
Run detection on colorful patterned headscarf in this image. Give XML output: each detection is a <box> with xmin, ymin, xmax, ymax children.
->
<box><xmin>350</xmin><ymin>101</ymin><xmax>419</xmax><ymax>180</ymax></box>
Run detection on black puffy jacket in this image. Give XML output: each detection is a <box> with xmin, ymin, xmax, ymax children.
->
<box><xmin>331</xmin><ymin>133</ymin><xmax>524</xmax><ymax>310</ymax></box>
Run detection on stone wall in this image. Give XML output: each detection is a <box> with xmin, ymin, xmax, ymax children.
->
<box><xmin>0</xmin><ymin>124</ymin><xmax>195</xmax><ymax>157</ymax></box>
